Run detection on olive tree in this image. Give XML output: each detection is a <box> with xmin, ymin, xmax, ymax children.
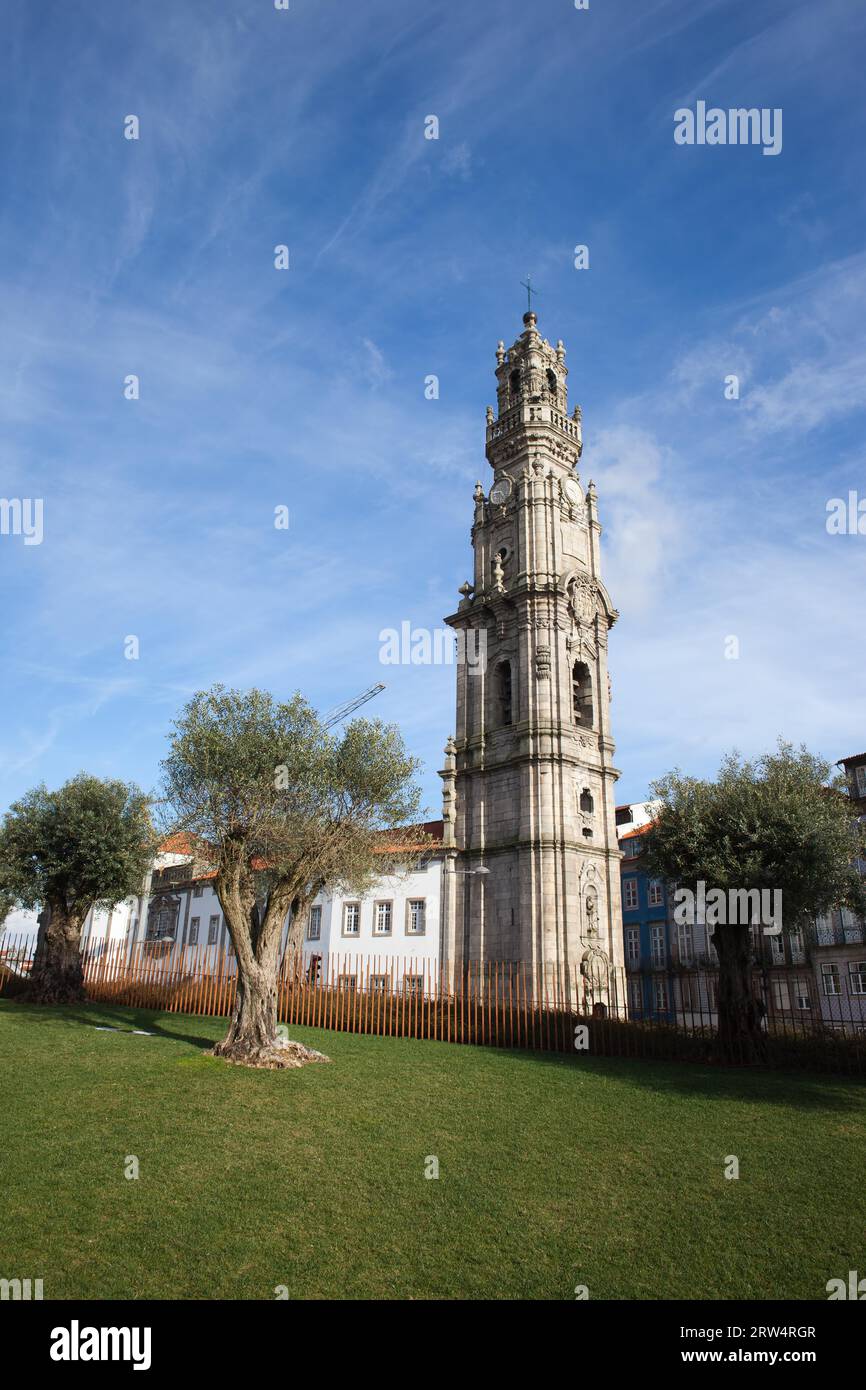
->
<box><xmin>0</xmin><ymin>775</ymin><xmax>154</xmax><ymax>1004</ymax></box>
<box><xmin>160</xmin><ymin>685</ymin><xmax>425</xmax><ymax>1069</ymax></box>
<box><xmin>645</xmin><ymin>743</ymin><xmax>866</xmax><ymax>1061</ymax></box>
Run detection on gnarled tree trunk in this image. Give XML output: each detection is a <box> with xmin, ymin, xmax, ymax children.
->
<box><xmin>712</xmin><ymin>924</ymin><xmax>766</xmax><ymax>1064</ymax></box>
<box><xmin>210</xmin><ymin>870</ymin><xmax>327</xmax><ymax>1070</ymax></box>
<box><xmin>23</xmin><ymin>901</ymin><xmax>86</xmax><ymax>1004</ymax></box>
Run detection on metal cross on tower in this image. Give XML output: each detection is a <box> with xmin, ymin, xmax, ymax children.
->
<box><xmin>520</xmin><ymin>274</ymin><xmax>539</xmax><ymax>313</ymax></box>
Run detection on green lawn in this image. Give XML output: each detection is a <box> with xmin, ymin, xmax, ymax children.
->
<box><xmin>1</xmin><ymin>999</ymin><xmax>863</xmax><ymax>1300</ymax></box>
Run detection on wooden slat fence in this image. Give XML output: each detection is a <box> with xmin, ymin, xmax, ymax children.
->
<box><xmin>1</xmin><ymin>932</ymin><xmax>865</xmax><ymax>1073</ymax></box>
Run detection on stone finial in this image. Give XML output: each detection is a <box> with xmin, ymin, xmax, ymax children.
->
<box><xmin>496</xmin><ymin>341</ymin><xmax>506</xmax><ymax>365</ymax></box>
<box><xmin>473</xmin><ymin>480</ymin><xmax>484</xmax><ymax>502</ymax></box>
<box><xmin>491</xmin><ymin>552</ymin><xmax>505</xmax><ymax>593</ymax></box>
<box><xmin>486</xmin><ymin>405</ymin><xmax>494</xmax><ymax>425</ymax></box>
<box><xmin>522</xmin><ymin>311</ymin><xmax>538</xmax><ymax>332</ymax></box>
<box><xmin>458</xmin><ymin>581</ymin><xmax>474</xmax><ymax>599</ymax></box>
<box><xmin>556</xmin><ymin>339</ymin><xmax>566</xmax><ymax>363</ymax></box>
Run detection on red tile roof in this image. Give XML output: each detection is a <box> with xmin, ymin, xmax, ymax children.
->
<box><xmin>618</xmin><ymin>820</ymin><xmax>657</xmax><ymax>842</ymax></box>
<box><xmin>161</xmin><ymin>820</ymin><xmax>444</xmax><ymax>875</ymax></box>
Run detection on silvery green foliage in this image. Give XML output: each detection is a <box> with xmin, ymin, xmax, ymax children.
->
<box><xmin>646</xmin><ymin>741</ymin><xmax>866</xmax><ymax>932</ymax></box>
<box><xmin>0</xmin><ymin>774</ymin><xmax>154</xmax><ymax>916</ymax></box>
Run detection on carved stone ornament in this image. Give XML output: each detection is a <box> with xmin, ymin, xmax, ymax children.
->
<box><xmin>535</xmin><ymin>644</ymin><xmax>551</xmax><ymax>680</ymax></box>
<box><xmin>568</xmin><ymin>575</ymin><xmax>596</xmax><ymax>626</ymax></box>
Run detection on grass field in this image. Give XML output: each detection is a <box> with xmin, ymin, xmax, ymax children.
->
<box><xmin>1</xmin><ymin>998</ymin><xmax>864</xmax><ymax>1301</ymax></box>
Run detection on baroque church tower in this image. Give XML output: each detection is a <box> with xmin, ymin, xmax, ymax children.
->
<box><xmin>440</xmin><ymin>310</ymin><xmax>624</xmax><ymax>1000</ymax></box>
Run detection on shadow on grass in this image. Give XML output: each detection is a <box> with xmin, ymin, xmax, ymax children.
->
<box><xmin>496</xmin><ymin>1043</ymin><xmax>866</xmax><ymax>1111</ymax></box>
<box><xmin>4</xmin><ymin>997</ymin><xmax>864</xmax><ymax>1111</ymax></box>
<box><xmin>0</xmin><ymin>997</ymin><xmax>221</xmax><ymax>1052</ymax></box>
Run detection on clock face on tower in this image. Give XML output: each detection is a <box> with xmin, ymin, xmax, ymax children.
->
<box><xmin>563</xmin><ymin>477</ymin><xmax>582</xmax><ymax>506</ymax></box>
<box><xmin>490</xmin><ymin>477</ymin><xmax>512</xmax><ymax>506</ymax></box>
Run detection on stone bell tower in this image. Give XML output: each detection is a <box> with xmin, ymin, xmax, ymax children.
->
<box><xmin>439</xmin><ymin>310</ymin><xmax>624</xmax><ymax>998</ymax></box>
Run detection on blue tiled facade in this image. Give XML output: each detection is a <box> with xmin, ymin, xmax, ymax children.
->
<box><xmin>619</xmin><ymin>826</ymin><xmax>675</xmax><ymax>1021</ymax></box>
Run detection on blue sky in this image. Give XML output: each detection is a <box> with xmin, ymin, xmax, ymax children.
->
<box><xmin>1</xmin><ymin>0</ymin><xmax>865</xmax><ymax>820</ymax></box>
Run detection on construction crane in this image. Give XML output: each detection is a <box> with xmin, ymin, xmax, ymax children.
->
<box><xmin>322</xmin><ymin>683</ymin><xmax>385</xmax><ymax>730</ymax></box>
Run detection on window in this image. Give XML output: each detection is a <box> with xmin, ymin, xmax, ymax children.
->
<box><xmin>509</xmin><ymin>368</ymin><xmax>521</xmax><ymax>399</ymax></box>
<box><xmin>772</xmin><ymin>980</ymin><xmax>791</xmax><ymax>1011</ymax></box>
<box><xmin>546</xmin><ymin>368</ymin><xmax>557</xmax><ymax>395</ymax></box>
<box><xmin>680</xmin><ymin>977</ymin><xmax>696</xmax><ymax>1012</ymax></box>
<box><xmin>790</xmin><ymin>929</ymin><xmax>805</xmax><ymax>961</ymax></box>
<box><xmin>796</xmin><ymin>990</ymin><xmax>812</xmax><ymax>1010</ymax></box>
<box><xmin>496</xmin><ymin>661</ymin><xmax>513</xmax><ymax>727</ymax></box>
<box><xmin>307</xmin><ymin>905</ymin><xmax>321</xmax><ymax>941</ymax></box>
<box><xmin>572</xmin><ymin>661</ymin><xmax>593</xmax><ymax>728</ymax></box>
<box><xmin>816</xmin><ymin>913</ymin><xmax>834</xmax><ymax>945</ymax></box>
<box><xmin>193</xmin><ymin>883</ymin><xmax>203</xmax><ymax>898</ymax></box>
<box><xmin>821</xmin><ymin>963</ymin><xmax>841</xmax><ymax>996</ymax></box>
<box><xmin>849</xmin><ymin>962</ymin><xmax>866</xmax><ymax>995</ymax></box>
<box><xmin>579</xmin><ymin>788</ymin><xmax>594</xmax><ymax>814</ymax></box>
<box><xmin>404</xmin><ymin>974</ymin><xmax>424</xmax><ymax>997</ymax></box>
<box><xmin>622</xmin><ymin>837</ymin><xmax>642</xmax><ymax>858</ymax></box>
<box><xmin>208</xmin><ymin>915</ymin><xmax>220</xmax><ymax>945</ymax></box>
<box><xmin>370</xmin><ymin>974</ymin><xmax>389</xmax><ymax>995</ymax></box>
<box><xmin>653</xmin><ymin>980</ymin><xmax>669</xmax><ymax>1012</ymax></box>
<box><xmin>856</xmin><ymin>765</ymin><xmax>866</xmax><ymax>796</ymax></box>
<box><xmin>343</xmin><ymin>903</ymin><xmax>360</xmax><ymax>937</ymax></box>
<box><xmin>337</xmin><ymin>974</ymin><xmax>357</xmax><ymax>992</ymax></box>
<box><xmin>146</xmin><ymin>896</ymin><xmax>179</xmax><ymax>941</ymax></box>
<box><xmin>677</xmin><ymin>923</ymin><xmax>694</xmax><ymax>967</ymax></box>
<box><xmin>407</xmin><ymin>899</ymin><xmax>426</xmax><ymax>935</ymax></box>
<box><xmin>188</xmin><ymin>917</ymin><xmax>199</xmax><ymax>946</ymax></box>
<box><xmin>625</xmin><ymin>927</ymin><xmax>639</xmax><ymax>964</ymax></box>
<box><xmin>628</xmin><ymin>979</ymin><xmax>643</xmax><ymax>1016</ymax></box>
<box><xmin>650</xmin><ymin>925</ymin><xmax>665</xmax><ymax>967</ymax></box>
<box><xmin>623</xmin><ymin>878</ymin><xmax>638</xmax><ymax>910</ymax></box>
<box><xmin>770</xmin><ymin>932</ymin><xmax>785</xmax><ymax>962</ymax></box>
<box><xmin>648</xmin><ymin>878</ymin><xmax>664</xmax><ymax>907</ymax></box>
<box><xmin>374</xmin><ymin>901</ymin><xmax>392</xmax><ymax>936</ymax></box>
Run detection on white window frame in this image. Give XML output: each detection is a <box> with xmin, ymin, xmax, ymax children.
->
<box><xmin>848</xmin><ymin>961</ymin><xmax>866</xmax><ymax>996</ymax></box>
<box><xmin>650</xmin><ymin>924</ymin><xmax>665</xmax><ymax>968</ymax></box>
<box><xmin>625</xmin><ymin>927</ymin><xmax>640</xmax><ymax>964</ymax></box>
<box><xmin>208</xmin><ymin>915</ymin><xmax>220</xmax><ymax>945</ymax></box>
<box><xmin>188</xmin><ymin>917</ymin><xmax>199</xmax><ymax>946</ymax></box>
<box><xmin>623</xmin><ymin>878</ymin><xmax>638</xmax><ymax>910</ymax></box>
<box><xmin>307</xmin><ymin>905</ymin><xmax>321</xmax><ymax>941</ymax></box>
<box><xmin>648</xmin><ymin>878</ymin><xmax>663</xmax><ymax>907</ymax></box>
<box><xmin>821</xmin><ymin>963</ymin><xmax>841</xmax><ymax>996</ymax></box>
<box><xmin>677</xmin><ymin>923</ymin><xmax>694</xmax><ymax>967</ymax></box>
<box><xmin>342</xmin><ymin>902</ymin><xmax>360</xmax><ymax>937</ymax></box>
<box><xmin>373</xmin><ymin>900</ymin><xmax>393</xmax><ymax>936</ymax></box>
<box><xmin>407</xmin><ymin>899</ymin><xmax>427</xmax><ymax>936</ymax></box>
